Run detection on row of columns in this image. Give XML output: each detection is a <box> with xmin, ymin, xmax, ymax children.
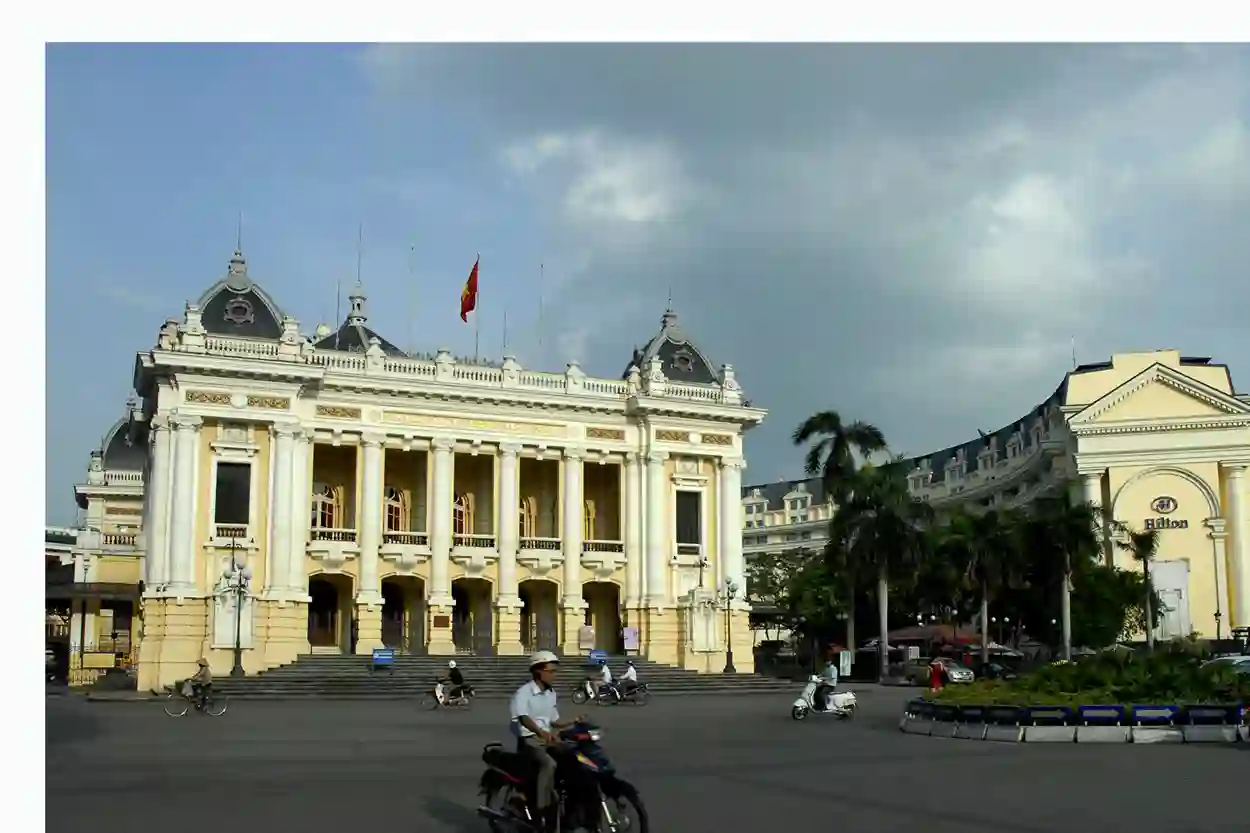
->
<box><xmin>1080</xmin><ymin>463</ymin><xmax>1250</xmax><ymax>629</ymax></box>
<box><xmin>143</xmin><ymin>413</ymin><xmax>747</xmax><ymax>611</ymax></box>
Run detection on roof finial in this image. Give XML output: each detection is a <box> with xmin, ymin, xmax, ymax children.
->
<box><xmin>236</xmin><ymin>211</ymin><xmax>243</xmax><ymax>255</ymax></box>
<box><xmin>348</xmin><ymin>223</ymin><xmax>367</xmax><ymax>325</ymax></box>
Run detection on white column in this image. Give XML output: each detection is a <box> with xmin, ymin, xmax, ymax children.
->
<box><xmin>266</xmin><ymin>423</ymin><xmax>296</xmax><ymax>594</ymax></box>
<box><xmin>1222</xmin><ymin>463</ymin><xmax>1250</xmax><ymax>628</ymax></box>
<box><xmin>497</xmin><ymin>443</ymin><xmax>522</xmax><ymax>605</ymax></box>
<box><xmin>429</xmin><ymin>437</ymin><xmax>455</xmax><ymax>604</ymax></box>
<box><xmin>645</xmin><ymin>450</ymin><xmax>669</xmax><ymax>606</ymax></box>
<box><xmin>145</xmin><ymin>416</ymin><xmax>174</xmax><ymax>589</ymax></box>
<box><xmin>718</xmin><ymin>457</ymin><xmax>745</xmax><ymax>599</ymax></box>
<box><xmin>286</xmin><ymin>430</ymin><xmax>312</xmax><ymax>596</ymax></box>
<box><xmin>623</xmin><ymin>452</ymin><xmax>642</xmax><ymax>607</ymax></box>
<box><xmin>358</xmin><ymin>433</ymin><xmax>384</xmax><ymax>604</ymax></box>
<box><xmin>562</xmin><ymin>448</ymin><xmax>584</xmax><ymax>607</ymax></box>
<box><xmin>168</xmin><ymin>414</ymin><xmax>202</xmax><ymax>594</ymax></box>
<box><xmin>1080</xmin><ymin>470</ymin><xmax>1102</xmax><ymax>508</ymax></box>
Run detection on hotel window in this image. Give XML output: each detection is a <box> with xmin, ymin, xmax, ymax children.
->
<box><xmin>384</xmin><ymin>486</ymin><xmax>408</xmax><ymax>532</ymax></box>
<box><xmin>454</xmin><ymin>493</ymin><xmax>475</xmax><ymax>536</ymax></box>
<box><xmin>311</xmin><ymin>482</ymin><xmax>340</xmax><ymax>529</ymax></box>
<box><xmin>213</xmin><ymin>462</ymin><xmax>251</xmax><ymax>525</ymax></box>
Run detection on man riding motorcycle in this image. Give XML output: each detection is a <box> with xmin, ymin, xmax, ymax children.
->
<box><xmin>439</xmin><ymin>659</ymin><xmax>466</xmax><ymax>703</ymax></box>
<box><xmin>595</xmin><ymin>658</ymin><xmax>619</xmax><ymax>701</ymax></box>
<box><xmin>618</xmin><ymin>659</ymin><xmax>639</xmax><ymax>697</ymax></box>
<box><xmin>510</xmin><ymin>651</ymin><xmax>585</xmax><ymax>833</ymax></box>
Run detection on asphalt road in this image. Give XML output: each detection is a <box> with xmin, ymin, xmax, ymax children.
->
<box><xmin>47</xmin><ymin>684</ymin><xmax>1249</xmax><ymax>833</ymax></box>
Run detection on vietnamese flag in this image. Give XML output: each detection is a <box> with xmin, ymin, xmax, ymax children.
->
<box><xmin>460</xmin><ymin>256</ymin><xmax>479</xmax><ymax>322</ymax></box>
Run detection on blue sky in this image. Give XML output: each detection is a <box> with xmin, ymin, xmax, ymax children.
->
<box><xmin>46</xmin><ymin>44</ymin><xmax>1250</xmax><ymax>524</ymax></box>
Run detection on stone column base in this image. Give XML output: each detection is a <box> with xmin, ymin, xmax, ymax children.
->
<box><xmin>643</xmin><ymin>606</ymin><xmax>680</xmax><ymax>666</ymax></box>
<box><xmin>495</xmin><ymin>605</ymin><xmax>525</xmax><ymax>656</ymax></box>
<box><xmin>261</xmin><ymin>599</ymin><xmax>309</xmax><ymax>668</ymax></box>
<box><xmin>427</xmin><ymin>602</ymin><xmax>456</xmax><ymax>655</ymax></box>
<box><xmin>139</xmin><ymin>597</ymin><xmax>210</xmax><ymax>692</ymax></box>
<box><xmin>354</xmin><ymin>602</ymin><xmax>384</xmax><ymax>655</ymax></box>
<box><xmin>561</xmin><ymin>603</ymin><xmax>588</xmax><ymax>656</ymax></box>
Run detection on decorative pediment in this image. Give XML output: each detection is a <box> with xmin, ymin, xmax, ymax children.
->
<box><xmin>1068</xmin><ymin>363</ymin><xmax>1250</xmax><ymax>433</ymax></box>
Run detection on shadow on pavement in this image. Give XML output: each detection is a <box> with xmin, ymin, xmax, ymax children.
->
<box><xmin>425</xmin><ymin>795</ymin><xmax>484</xmax><ymax>833</ymax></box>
<box><xmin>46</xmin><ymin>697</ymin><xmax>104</xmax><ymax>747</ymax></box>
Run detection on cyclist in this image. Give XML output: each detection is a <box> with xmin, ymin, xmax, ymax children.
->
<box><xmin>189</xmin><ymin>658</ymin><xmax>213</xmax><ymax>708</ymax></box>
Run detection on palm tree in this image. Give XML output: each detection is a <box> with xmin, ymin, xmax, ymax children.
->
<box><xmin>792</xmin><ymin>411</ymin><xmax>888</xmax><ymax>505</ymax></box>
<box><xmin>1025</xmin><ymin>487</ymin><xmax>1103</xmax><ymax>661</ymax></box>
<box><xmin>836</xmin><ymin>461</ymin><xmax>933</xmax><ymax>681</ymax></box>
<box><xmin>1114</xmin><ymin>526</ymin><xmax>1161</xmax><ymax>651</ymax></box>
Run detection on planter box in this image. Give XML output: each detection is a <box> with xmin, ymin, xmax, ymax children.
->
<box><xmin>1024</xmin><ymin>725</ymin><xmax>1076</xmax><ymax>743</ymax></box>
<box><xmin>1076</xmin><ymin>725</ymin><xmax>1129</xmax><ymax>743</ymax></box>
<box><xmin>1182</xmin><ymin>725</ymin><xmax>1239</xmax><ymax>743</ymax></box>
<box><xmin>1132</xmin><ymin>727</ymin><xmax>1184</xmax><ymax>744</ymax></box>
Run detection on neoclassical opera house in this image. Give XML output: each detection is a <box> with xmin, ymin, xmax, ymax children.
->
<box><xmin>81</xmin><ymin>250</ymin><xmax>764</xmax><ymax>691</ymax></box>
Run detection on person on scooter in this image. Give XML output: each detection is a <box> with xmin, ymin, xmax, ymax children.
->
<box><xmin>596</xmin><ymin>658</ymin><xmax>619</xmax><ymax>701</ymax></box>
<box><xmin>510</xmin><ymin>651</ymin><xmax>584</xmax><ymax>833</ymax></box>
<box><xmin>619</xmin><ymin>659</ymin><xmax>639</xmax><ymax>697</ymax></box>
<box><xmin>812</xmin><ymin>654</ymin><xmax>838</xmax><ymax>711</ymax></box>
<box><xmin>439</xmin><ymin>659</ymin><xmax>466</xmax><ymax>703</ymax></box>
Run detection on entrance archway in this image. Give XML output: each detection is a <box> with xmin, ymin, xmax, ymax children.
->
<box><xmin>520</xmin><ymin>579</ymin><xmax>559</xmax><ymax>653</ymax></box>
<box><xmin>451</xmin><ymin>577</ymin><xmax>494</xmax><ymax>655</ymax></box>
<box><xmin>308</xmin><ymin>574</ymin><xmax>354</xmax><ymax>654</ymax></box>
<box><xmin>583</xmin><ymin>582</ymin><xmax>623</xmax><ymax>653</ymax></box>
<box><xmin>381</xmin><ymin>576</ymin><xmax>426</xmax><ymax>654</ymax></box>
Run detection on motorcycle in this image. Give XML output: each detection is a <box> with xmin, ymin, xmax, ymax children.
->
<box><xmin>476</xmin><ymin>720</ymin><xmax>649</xmax><ymax>833</ymax></box>
<box><xmin>571</xmin><ymin>679</ymin><xmax>649</xmax><ymax>706</ymax></box>
<box><xmin>422</xmin><ymin>680</ymin><xmax>475</xmax><ymax>710</ymax></box>
<box><xmin>791</xmin><ymin>675</ymin><xmax>857</xmax><ymax>721</ymax></box>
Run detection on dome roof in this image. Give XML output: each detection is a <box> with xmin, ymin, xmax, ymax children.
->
<box><xmin>101</xmin><ymin>415</ymin><xmax>148</xmax><ymax>472</ymax></box>
<box><xmin>623</xmin><ymin>308</ymin><xmax>720</xmax><ymax>385</ymax></box>
<box><xmin>195</xmin><ymin>250</ymin><xmax>287</xmax><ymax>339</ymax></box>
<box><xmin>311</xmin><ymin>283</ymin><xmax>407</xmax><ymax>357</ymax></box>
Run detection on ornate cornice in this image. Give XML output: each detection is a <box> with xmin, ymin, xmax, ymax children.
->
<box><xmin>1071</xmin><ymin>416</ymin><xmax>1250</xmax><ymax>436</ymax></box>
<box><xmin>1069</xmin><ymin>363</ymin><xmax>1250</xmax><ymax>428</ymax></box>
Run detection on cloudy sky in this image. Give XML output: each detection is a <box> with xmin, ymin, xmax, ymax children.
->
<box><xmin>46</xmin><ymin>44</ymin><xmax>1250</xmax><ymax>524</ymax></box>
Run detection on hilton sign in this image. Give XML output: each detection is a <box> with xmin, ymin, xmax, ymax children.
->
<box><xmin>1144</xmin><ymin>495</ymin><xmax>1188</xmax><ymax>530</ymax></box>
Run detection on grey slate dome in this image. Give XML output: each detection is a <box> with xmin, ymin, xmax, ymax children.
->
<box><xmin>196</xmin><ymin>250</ymin><xmax>287</xmax><ymax>340</ymax></box>
<box><xmin>101</xmin><ymin>415</ymin><xmax>148</xmax><ymax>471</ymax></box>
<box><xmin>623</xmin><ymin>308</ymin><xmax>720</xmax><ymax>385</ymax></box>
<box><xmin>312</xmin><ymin>283</ymin><xmax>407</xmax><ymax>356</ymax></box>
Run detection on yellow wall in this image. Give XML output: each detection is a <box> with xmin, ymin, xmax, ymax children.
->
<box><xmin>1065</xmin><ymin>349</ymin><xmax>1233</xmax><ymax>406</ymax></box>
<box><xmin>95</xmin><ymin>556</ymin><xmax>142</xmax><ymax>584</ymax></box>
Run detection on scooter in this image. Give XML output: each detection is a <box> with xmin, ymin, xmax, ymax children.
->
<box><xmin>791</xmin><ymin>675</ymin><xmax>857</xmax><ymax>721</ymax></box>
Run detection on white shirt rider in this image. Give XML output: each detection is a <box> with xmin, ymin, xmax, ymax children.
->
<box><xmin>599</xmin><ymin>664</ymin><xmax>613</xmax><ymax>685</ymax></box>
<box><xmin>620</xmin><ymin>664</ymin><xmax>637</xmax><ymax>683</ymax></box>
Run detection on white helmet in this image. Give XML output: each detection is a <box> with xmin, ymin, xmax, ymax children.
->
<box><xmin>448</xmin><ymin>660</ymin><xmax>457</xmax><ymax>669</ymax></box>
<box><xmin>529</xmin><ymin>650</ymin><xmax>560</xmax><ymax>669</ymax></box>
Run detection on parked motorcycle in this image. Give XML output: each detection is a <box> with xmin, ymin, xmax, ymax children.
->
<box><xmin>791</xmin><ymin>675</ymin><xmax>857</xmax><ymax>721</ymax></box>
<box><xmin>421</xmin><ymin>680</ymin><xmax>475</xmax><ymax>710</ymax></box>
<box><xmin>476</xmin><ymin>720</ymin><xmax>648</xmax><ymax>833</ymax></box>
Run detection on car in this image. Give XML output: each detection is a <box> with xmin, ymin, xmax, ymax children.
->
<box><xmin>938</xmin><ymin>659</ymin><xmax>976</xmax><ymax>684</ymax></box>
<box><xmin>1203</xmin><ymin>655</ymin><xmax>1250</xmax><ymax>675</ymax></box>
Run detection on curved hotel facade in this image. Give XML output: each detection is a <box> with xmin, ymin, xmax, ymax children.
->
<box><xmin>743</xmin><ymin>350</ymin><xmax>1250</xmax><ymax>643</ymax></box>
<box><xmin>50</xmin><ymin>250</ymin><xmax>765</xmax><ymax>690</ymax></box>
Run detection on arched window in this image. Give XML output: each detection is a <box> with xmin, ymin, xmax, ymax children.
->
<box><xmin>311</xmin><ymin>482</ymin><xmax>339</xmax><ymax>529</ymax></box>
<box><xmin>583</xmin><ymin>499</ymin><xmax>597</xmax><ymax>540</ymax></box>
<box><xmin>520</xmin><ymin>496</ymin><xmax>537</xmax><ymax>538</ymax></box>
<box><xmin>454</xmin><ymin>493</ymin><xmax>475</xmax><ymax>535</ymax></box>
<box><xmin>384</xmin><ymin>486</ymin><xmax>407</xmax><ymax>532</ymax></box>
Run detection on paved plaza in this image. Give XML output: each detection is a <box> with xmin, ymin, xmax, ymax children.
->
<box><xmin>47</xmin><ymin>685</ymin><xmax>1248</xmax><ymax>833</ymax></box>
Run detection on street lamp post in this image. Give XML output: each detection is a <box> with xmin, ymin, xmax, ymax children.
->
<box><xmin>697</xmin><ymin>556</ymin><xmax>709</xmax><ymax>589</ymax></box>
<box><xmin>222</xmin><ymin>542</ymin><xmax>253</xmax><ymax>678</ymax></box>
<box><xmin>720</xmin><ymin>578</ymin><xmax>739</xmax><ymax>674</ymax></box>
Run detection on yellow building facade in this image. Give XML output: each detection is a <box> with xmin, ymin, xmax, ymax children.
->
<box><xmin>99</xmin><ymin>250</ymin><xmax>764</xmax><ymax>691</ymax></box>
<box><xmin>896</xmin><ymin>349</ymin><xmax>1250</xmax><ymax>642</ymax></box>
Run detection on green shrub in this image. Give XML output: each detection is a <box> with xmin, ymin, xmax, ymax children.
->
<box><xmin>928</xmin><ymin>642</ymin><xmax>1250</xmax><ymax>708</ymax></box>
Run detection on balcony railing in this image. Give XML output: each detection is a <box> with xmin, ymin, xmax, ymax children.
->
<box><xmin>676</xmin><ymin>543</ymin><xmax>702</xmax><ymax>556</ymax></box>
<box><xmin>454</xmin><ymin>533</ymin><xmax>497</xmax><ymax>549</ymax></box>
<box><xmin>383</xmin><ymin>531</ymin><xmax>429</xmax><ymax>547</ymax></box>
<box><xmin>213</xmin><ymin>524</ymin><xmax>249</xmax><ymax>540</ymax></box>
<box><xmin>520</xmin><ymin>536</ymin><xmax>562</xmax><ymax>551</ymax></box>
<box><xmin>584</xmin><ymin>539</ymin><xmax>624</xmax><ymax>553</ymax></box>
<box><xmin>310</xmin><ymin>528</ymin><xmax>357</xmax><ymax>543</ymax></box>
<box><xmin>102</xmin><ymin>533</ymin><xmax>138</xmax><ymax>547</ymax></box>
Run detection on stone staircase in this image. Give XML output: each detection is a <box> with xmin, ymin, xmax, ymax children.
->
<box><xmin>211</xmin><ymin>653</ymin><xmax>798</xmax><ymax>699</ymax></box>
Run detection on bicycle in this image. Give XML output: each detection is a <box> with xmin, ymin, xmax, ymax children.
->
<box><xmin>163</xmin><ymin>683</ymin><xmax>228</xmax><ymax>717</ymax></box>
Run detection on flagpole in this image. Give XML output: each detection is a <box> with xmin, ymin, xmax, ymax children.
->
<box><xmin>503</xmin><ymin>309</ymin><xmax>509</xmax><ymax>355</ymax></box>
<box><xmin>538</xmin><ymin>262</ymin><xmax>545</xmax><ymax>357</ymax></box>
<box><xmin>474</xmin><ymin>252</ymin><xmax>480</xmax><ymax>363</ymax></box>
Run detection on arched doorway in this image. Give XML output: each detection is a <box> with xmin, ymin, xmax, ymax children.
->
<box><xmin>381</xmin><ymin>576</ymin><xmax>426</xmax><ymax>654</ymax></box>
<box><xmin>520</xmin><ymin>579</ymin><xmax>559</xmax><ymax>653</ymax></box>
<box><xmin>583</xmin><ymin>582</ymin><xmax>623</xmax><ymax>653</ymax></box>
<box><xmin>451</xmin><ymin>577</ymin><xmax>494</xmax><ymax>655</ymax></box>
<box><xmin>308</xmin><ymin>574</ymin><xmax>354</xmax><ymax>654</ymax></box>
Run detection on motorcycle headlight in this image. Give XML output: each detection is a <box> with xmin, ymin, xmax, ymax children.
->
<box><xmin>588</xmin><ymin>730</ymin><xmax>603</xmax><ymax>742</ymax></box>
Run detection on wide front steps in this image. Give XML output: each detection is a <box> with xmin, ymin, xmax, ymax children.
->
<box><xmin>211</xmin><ymin>654</ymin><xmax>796</xmax><ymax>699</ymax></box>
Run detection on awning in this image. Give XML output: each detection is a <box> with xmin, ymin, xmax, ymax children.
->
<box><xmin>45</xmin><ymin>582</ymin><xmax>141</xmax><ymax>602</ymax></box>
